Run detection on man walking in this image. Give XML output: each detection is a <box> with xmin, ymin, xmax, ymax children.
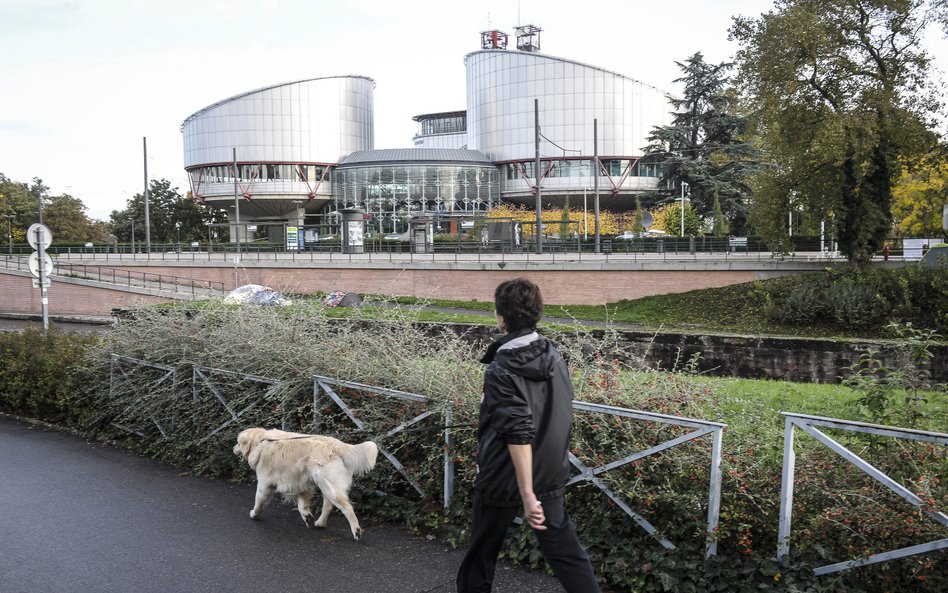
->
<box><xmin>457</xmin><ymin>277</ymin><xmax>601</xmax><ymax>593</ymax></box>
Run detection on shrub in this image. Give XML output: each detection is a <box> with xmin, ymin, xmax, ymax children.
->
<box><xmin>763</xmin><ymin>268</ymin><xmax>948</xmax><ymax>334</ymax></box>
<box><xmin>0</xmin><ymin>326</ymin><xmax>100</xmax><ymax>425</ymax></box>
<box><xmin>824</xmin><ymin>274</ymin><xmax>886</xmax><ymax>328</ymax></box>
<box><xmin>775</xmin><ymin>280</ymin><xmax>829</xmax><ymax>325</ymax></box>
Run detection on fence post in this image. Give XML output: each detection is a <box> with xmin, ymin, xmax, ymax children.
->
<box><xmin>777</xmin><ymin>416</ymin><xmax>797</xmax><ymax>561</ymax></box>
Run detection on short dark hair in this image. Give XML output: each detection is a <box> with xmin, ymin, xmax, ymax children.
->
<box><xmin>494</xmin><ymin>277</ymin><xmax>543</xmax><ymax>332</ymax></box>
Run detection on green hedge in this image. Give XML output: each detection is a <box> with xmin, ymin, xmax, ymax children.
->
<box><xmin>760</xmin><ymin>267</ymin><xmax>948</xmax><ymax>333</ymax></box>
<box><xmin>0</xmin><ymin>305</ymin><xmax>944</xmax><ymax>593</ymax></box>
<box><xmin>0</xmin><ymin>327</ymin><xmax>100</xmax><ymax>426</ymax></box>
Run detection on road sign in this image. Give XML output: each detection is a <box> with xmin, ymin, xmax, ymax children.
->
<box><xmin>27</xmin><ymin>223</ymin><xmax>53</xmax><ymax>250</ymax></box>
<box><xmin>28</xmin><ymin>251</ymin><xmax>54</xmax><ymax>278</ymax></box>
<box><xmin>31</xmin><ymin>278</ymin><xmax>51</xmax><ymax>289</ymax></box>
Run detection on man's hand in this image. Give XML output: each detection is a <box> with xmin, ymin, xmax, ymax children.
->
<box><xmin>521</xmin><ymin>492</ymin><xmax>547</xmax><ymax>531</ymax></box>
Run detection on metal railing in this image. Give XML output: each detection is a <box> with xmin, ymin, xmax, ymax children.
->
<box><xmin>570</xmin><ymin>401</ymin><xmax>726</xmax><ymax>558</ymax></box>
<box><xmin>778</xmin><ymin>413</ymin><xmax>948</xmax><ymax>575</ymax></box>
<box><xmin>313</xmin><ymin>375</ymin><xmax>726</xmax><ymax>556</ymax></box>
<box><xmin>109</xmin><ymin>354</ymin><xmax>178</xmax><ymax>439</ymax></box>
<box><xmin>105</xmin><ymin>356</ymin><xmax>948</xmax><ymax>574</ymax></box>
<box><xmin>56</xmin><ymin>262</ymin><xmax>227</xmax><ymax>297</ymax></box>
<box><xmin>313</xmin><ymin>375</ymin><xmax>455</xmax><ymax>507</ymax></box>
<box><xmin>192</xmin><ymin>366</ymin><xmax>291</xmax><ymax>441</ymax></box>
<box><xmin>3</xmin><ymin>234</ymin><xmax>942</xmax><ymax>263</ymax></box>
<box><xmin>29</xmin><ymin>244</ymin><xmax>856</xmax><ymax>266</ymax></box>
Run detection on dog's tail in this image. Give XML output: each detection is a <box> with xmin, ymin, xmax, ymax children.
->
<box><xmin>342</xmin><ymin>441</ymin><xmax>378</xmax><ymax>477</ymax></box>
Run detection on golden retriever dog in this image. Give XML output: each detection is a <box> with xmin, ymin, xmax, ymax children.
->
<box><xmin>233</xmin><ymin>427</ymin><xmax>378</xmax><ymax>540</ymax></box>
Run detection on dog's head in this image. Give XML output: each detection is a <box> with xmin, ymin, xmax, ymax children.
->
<box><xmin>233</xmin><ymin>427</ymin><xmax>267</xmax><ymax>461</ymax></box>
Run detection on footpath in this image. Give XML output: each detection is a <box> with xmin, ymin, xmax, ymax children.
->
<box><xmin>0</xmin><ymin>415</ymin><xmax>567</xmax><ymax>593</ymax></box>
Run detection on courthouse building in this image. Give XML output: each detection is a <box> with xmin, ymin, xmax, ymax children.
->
<box><xmin>180</xmin><ymin>25</ymin><xmax>674</xmax><ymax>238</ymax></box>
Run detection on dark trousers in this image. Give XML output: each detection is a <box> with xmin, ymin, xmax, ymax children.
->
<box><xmin>456</xmin><ymin>492</ymin><xmax>601</xmax><ymax>593</ymax></box>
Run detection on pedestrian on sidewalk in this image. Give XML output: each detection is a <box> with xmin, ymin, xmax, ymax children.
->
<box><xmin>456</xmin><ymin>277</ymin><xmax>602</xmax><ymax>593</ymax></box>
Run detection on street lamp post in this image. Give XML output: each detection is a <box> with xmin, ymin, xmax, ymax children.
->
<box><xmin>680</xmin><ymin>182</ymin><xmax>689</xmax><ymax>237</ymax></box>
<box><xmin>233</xmin><ymin>147</ymin><xmax>241</xmax><ymax>259</ymax></box>
<box><xmin>129</xmin><ymin>218</ymin><xmax>135</xmax><ymax>255</ymax></box>
<box><xmin>4</xmin><ymin>214</ymin><xmax>13</xmax><ymax>256</ymax></box>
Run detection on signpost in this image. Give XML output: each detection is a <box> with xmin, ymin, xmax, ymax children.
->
<box><xmin>27</xmin><ymin>223</ymin><xmax>53</xmax><ymax>330</ymax></box>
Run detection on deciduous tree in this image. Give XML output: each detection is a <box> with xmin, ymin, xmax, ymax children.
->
<box><xmin>109</xmin><ymin>179</ymin><xmax>222</xmax><ymax>245</ymax></box>
<box><xmin>892</xmin><ymin>148</ymin><xmax>948</xmax><ymax>236</ymax></box>
<box><xmin>0</xmin><ymin>173</ymin><xmax>105</xmax><ymax>244</ymax></box>
<box><xmin>43</xmin><ymin>194</ymin><xmax>109</xmax><ymax>243</ymax></box>
<box><xmin>731</xmin><ymin>0</ymin><xmax>946</xmax><ymax>264</ymax></box>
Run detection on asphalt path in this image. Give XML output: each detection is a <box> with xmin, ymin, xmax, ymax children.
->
<box><xmin>0</xmin><ymin>416</ymin><xmax>566</xmax><ymax>593</ymax></box>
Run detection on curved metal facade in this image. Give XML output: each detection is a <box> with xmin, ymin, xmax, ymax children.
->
<box><xmin>182</xmin><ymin>76</ymin><xmax>374</xmax><ymax>166</ymax></box>
<box><xmin>465</xmin><ymin>50</ymin><xmax>671</xmax><ymax>161</ymax></box>
<box><xmin>465</xmin><ymin>50</ymin><xmax>673</xmax><ymax>210</ymax></box>
<box><xmin>181</xmin><ymin>76</ymin><xmax>374</xmax><ymax>219</ymax></box>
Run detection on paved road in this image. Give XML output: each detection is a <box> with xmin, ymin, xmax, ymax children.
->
<box><xmin>0</xmin><ymin>416</ymin><xmax>565</xmax><ymax>593</ymax></box>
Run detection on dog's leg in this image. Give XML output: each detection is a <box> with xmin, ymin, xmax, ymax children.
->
<box><xmin>249</xmin><ymin>483</ymin><xmax>274</xmax><ymax>520</ymax></box>
<box><xmin>330</xmin><ymin>493</ymin><xmax>363</xmax><ymax>541</ymax></box>
<box><xmin>314</xmin><ymin>496</ymin><xmax>333</xmax><ymax>529</ymax></box>
<box><xmin>317</xmin><ymin>476</ymin><xmax>362</xmax><ymax>540</ymax></box>
<box><xmin>296</xmin><ymin>492</ymin><xmax>315</xmax><ymax>528</ymax></box>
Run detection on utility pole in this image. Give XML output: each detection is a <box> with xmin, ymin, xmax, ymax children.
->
<box><xmin>534</xmin><ymin>99</ymin><xmax>542</xmax><ymax>254</ymax></box>
<box><xmin>681</xmin><ymin>182</ymin><xmax>688</xmax><ymax>237</ymax></box>
<box><xmin>143</xmin><ymin>137</ymin><xmax>151</xmax><ymax>257</ymax></box>
<box><xmin>233</xmin><ymin>147</ymin><xmax>241</xmax><ymax>258</ymax></box>
<box><xmin>593</xmin><ymin>118</ymin><xmax>600</xmax><ymax>253</ymax></box>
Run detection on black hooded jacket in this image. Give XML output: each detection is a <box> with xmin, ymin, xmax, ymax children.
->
<box><xmin>474</xmin><ymin>329</ymin><xmax>573</xmax><ymax>507</ymax></box>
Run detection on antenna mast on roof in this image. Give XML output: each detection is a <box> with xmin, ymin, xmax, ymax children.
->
<box><xmin>515</xmin><ymin>24</ymin><xmax>541</xmax><ymax>53</ymax></box>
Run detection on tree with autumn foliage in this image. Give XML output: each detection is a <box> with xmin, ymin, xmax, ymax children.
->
<box><xmin>892</xmin><ymin>149</ymin><xmax>948</xmax><ymax>237</ymax></box>
<box><xmin>731</xmin><ymin>0</ymin><xmax>946</xmax><ymax>264</ymax></box>
<box><xmin>0</xmin><ymin>173</ymin><xmax>107</xmax><ymax>244</ymax></box>
<box><xmin>654</xmin><ymin>202</ymin><xmax>701</xmax><ymax>236</ymax></box>
<box><xmin>486</xmin><ymin>204</ymin><xmax>621</xmax><ymax>237</ymax></box>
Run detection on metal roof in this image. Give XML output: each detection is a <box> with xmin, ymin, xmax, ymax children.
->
<box><xmin>412</xmin><ymin>110</ymin><xmax>466</xmax><ymax>122</ymax></box>
<box><xmin>337</xmin><ymin>148</ymin><xmax>492</xmax><ymax>165</ymax></box>
<box><xmin>181</xmin><ymin>75</ymin><xmax>376</xmax><ymax>128</ymax></box>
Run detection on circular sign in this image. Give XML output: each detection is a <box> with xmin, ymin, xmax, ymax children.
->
<box><xmin>27</xmin><ymin>223</ymin><xmax>53</xmax><ymax>250</ymax></box>
<box><xmin>28</xmin><ymin>251</ymin><xmax>54</xmax><ymax>278</ymax></box>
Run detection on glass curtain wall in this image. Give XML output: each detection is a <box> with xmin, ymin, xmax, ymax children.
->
<box><xmin>504</xmin><ymin>158</ymin><xmax>662</xmax><ymax>180</ymax></box>
<box><xmin>332</xmin><ymin>163</ymin><xmax>500</xmax><ymax>234</ymax></box>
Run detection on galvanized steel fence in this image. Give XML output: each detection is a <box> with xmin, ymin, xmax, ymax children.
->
<box><xmin>107</xmin><ymin>356</ymin><xmax>946</xmax><ymax>572</ymax></box>
<box><xmin>778</xmin><ymin>413</ymin><xmax>948</xmax><ymax>575</ymax></box>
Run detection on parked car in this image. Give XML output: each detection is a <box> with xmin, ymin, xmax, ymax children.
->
<box><xmin>615</xmin><ymin>231</ymin><xmax>636</xmax><ymax>240</ymax></box>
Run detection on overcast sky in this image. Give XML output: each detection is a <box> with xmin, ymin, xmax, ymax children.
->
<box><xmin>1</xmin><ymin>0</ymin><xmax>945</xmax><ymax>221</ymax></box>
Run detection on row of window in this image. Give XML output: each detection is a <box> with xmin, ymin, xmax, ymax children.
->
<box><xmin>417</xmin><ymin>115</ymin><xmax>467</xmax><ymax>136</ymax></box>
<box><xmin>194</xmin><ymin>164</ymin><xmax>331</xmax><ymax>183</ymax></box>
<box><xmin>335</xmin><ymin>165</ymin><xmax>500</xmax><ymax>203</ymax></box>
<box><xmin>191</xmin><ymin>160</ymin><xmax>659</xmax><ymax>193</ymax></box>
<box><xmin>504</xmin><ymin>159</ymin><xmax>662</xmax><ymax>180</ymax></box>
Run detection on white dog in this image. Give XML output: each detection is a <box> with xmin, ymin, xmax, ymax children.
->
<box><xmin>233</xmin><ymin>427</ymin><xmax>378</xmax><ymax>540</ymax></box>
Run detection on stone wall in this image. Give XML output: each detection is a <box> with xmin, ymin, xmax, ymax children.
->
<box><xmin>450</xmin><ymin>324</ymin><xmax>947</xmax><ymax>385</ymax></box>
<box><xmin>618</xmin><ymin>331</ymin><xmax>947</xmax><ymax>384</ymax></box>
